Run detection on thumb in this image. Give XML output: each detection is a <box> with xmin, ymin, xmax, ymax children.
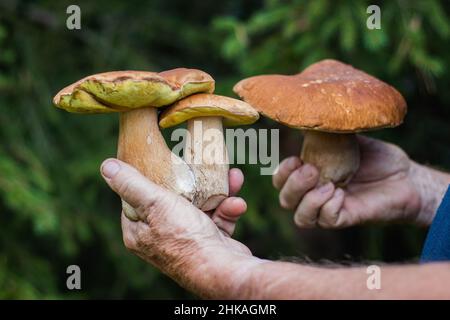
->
<box><xmin>100</xmin><ymin>158</ymin><xmax>169</xmax><ymax>220</ymax></box>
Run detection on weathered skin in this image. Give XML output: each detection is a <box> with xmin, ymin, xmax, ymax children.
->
<box><xmin>101</xmin><ymin>153</ymin><xmax>450</xmax><ymax>299</ymax></box>
<box><xmin>273</xmin><ymin>135</ymin><xmax>446</xmax><ymax>228</ymax></box>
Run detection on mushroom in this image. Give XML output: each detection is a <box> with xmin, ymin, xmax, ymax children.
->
<box><xmin>233</xmin><ymin>59</ymin><xmax>407</xmax><ymax>186</ymax></box>
<box><xmin>159</xmin><ymin>93</ymin><xmax>259</xmax><ymax>210</ymax></box>
<box><xmin>53</xmin><ymin>68</ymin><xmax>215</xmax><ymax>219</ymax></box>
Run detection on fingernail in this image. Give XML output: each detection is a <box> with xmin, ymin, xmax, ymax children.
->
<box><xmin>231</xmin><ymin>197</ymin><xmax>241</xmax><ymax>204</ymax></box>
<box><xmin>232</xmin><ymin>197</ymin><xmax>247</xmax><ymax>211</ymax></box>
<box><xmin>101</xmin><ymin>160</ymin><xmax>121</xmax><ymax>178</ymax></box>
<box><xmin>300</xmin><ymin>164</ymin><xmax>315</xmax><ymax>178</ymax></box>
<box><xmin>334</xmin><ymin>188</ymin><xmax>345</xmax><ymax>198</ymax></box>
<box><xmin>317</xmin><ymin>182</ymin><xmax>333</xmax><ymax>194</ymax></box>
<box><xmin>288</xmin><ymin>157</ymin><xmax>299</xmax><ymax>168</ymax></box>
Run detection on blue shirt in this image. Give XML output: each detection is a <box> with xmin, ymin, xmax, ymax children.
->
<box><xmin>421</xmin><ymin>186</ymin><xmax>450</xmax><ymax>262</ymax></box>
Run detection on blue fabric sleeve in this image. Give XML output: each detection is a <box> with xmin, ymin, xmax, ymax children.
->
<box><xmin>421</xmin><ymin>186</ymin><xmax>450</xmax><ymax>262</ymax></box>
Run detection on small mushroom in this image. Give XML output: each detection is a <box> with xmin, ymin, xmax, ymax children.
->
<box><xmin>53</xmin><ymin>68</ymin><xmax>215</xmax><ymax>219</ymax></box>
<box><xmin>159</xmin><ymin>93</ymin><xmax>259</xmax><ymax>211</ymax></box>
<box><xmin>234</xmin><ymin>59</ymin><xmax>407</xmax><ymax>186</ymax></box>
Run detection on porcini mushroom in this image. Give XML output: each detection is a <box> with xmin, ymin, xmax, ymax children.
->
<box><xmin>233</xmin><ymin>59</ymin><xmax>407</xmax><ymax>186</ymax></box>
<box><xmin>53</xmin><ymin>68</ymin><xmax>215</xmax><ymax>219</ymax></box>
<box><xmin>159</xmin><ymin>93</ymin><xmax>259</xmax><ymax>210</ymax></box>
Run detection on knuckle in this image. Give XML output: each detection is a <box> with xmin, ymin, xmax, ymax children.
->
<box><xmin>285</xmin><ymin>156</ymin><xmax>301</xmax><ymax>170</ymax></box>
<box><xmin>293</xmin><ymin>212</ymin><xmax>303</xmax><ymax>226</ymax></box>
<box><xmin>279</xmin><ymin>158</ymin><xmax>291</xmax><ymax>170</ymax></box>
<box><xmin>136</xmin><ymin>225</ymin><xmax>151</xmax><ymax>243</ymax></box>
<box><xmin>115</xmin><ymin>175</ymin><xmax>135</xmax><ymax>198</ymax></box>
<box><xmin>279</xmin><ymin>194</ymin><xmax>293</xmax><ymax>210</ymax></box>
<box><xmin>283</xmin><ymin>176</ymin><xmax>303</xmax><ymax>196</ymax></box>
<box><xmin>139</xmin><ymin>197</ymin><xmax>159</xmax><ymax>216</ymax></box>
<box><xmin>138</xmin><ymin>192</ymin><xmax>170</xmax><ymax>217</ymax></box>
<box><xmin>272</xmin><ymin>175</ymin><xmax>281</xmax><ymax>189</ymax></box>
<box><xmin>289</xmin><ymin>168</ymin><xmax>315</xmax><ymax>192</ymax></box>
<box><xmin>294</xmin><ymin>212</ymin><xmax>314</xmax><ymax>228</ymax></box>
<box><xmin>301</xmin><ymin>165</ymin><xmax>319</xmax><ymax>183</ymax></box>
<box><xmin>320</xmin><ymin>206</ymin><xmax>347</xmax><ymax>228</ymax></box>
<box><xmin>122</xmin><ymin>232</ymin><xmax>137</xmax><ymax>250</ymax></box>
<box><xmin>318</xmin><ymin>212</ymin><xmax>339</xmax><ymax>228</ymax></box>
<box><xmin>289</xmin><ymin>170</ymin><xmax>304</xmax><ymax>186</ymax></box>
<box><xmin>305</xmin><ymin>194</ymin><xmax>323</xmax><ymax>209</ymax></box>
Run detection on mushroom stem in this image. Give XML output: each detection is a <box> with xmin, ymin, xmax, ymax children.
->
<box><xmin>185</xmin><ymin>116</ymin><xmax>229</xmax><ymax>211</ymax></box>
<box><xmin>300</xmin><ymin>131</ymin><xmax>360</xmax><ymax>187</ymax></box>
<box><xmin>117</xmin><ymin>107</ymin><xmax>196</xmax><ymax>220</ymax></box>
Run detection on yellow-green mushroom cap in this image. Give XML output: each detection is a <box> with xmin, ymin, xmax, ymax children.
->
<box><xmin>53</xmin><ymin>68</ymin><xmax>215</xmax><ymax>113</ymax></box>
<box><xmin>159</xmin><ymin>93</ymin><xmax>260</xmax><ymax>128</ymax></box>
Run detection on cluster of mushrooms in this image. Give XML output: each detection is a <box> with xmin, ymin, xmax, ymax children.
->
<box><xmin>53</xmin><ymin>60</ymin><xmax>406</xmax><ymax>220</ymax></box>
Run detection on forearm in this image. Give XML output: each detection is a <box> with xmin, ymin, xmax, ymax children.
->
<box><xmin>239</xmin><ymin>260</ymin><xmax>450</xmax><ymax>299</ymax></box>
<box><xmin>168</xmin><ymin>245</ymin><xmax>264</xmax><ymax>299</ymax></box>
<box><xmin>181</xmin><ymin>244</ymin><xmax>450</xmax><ymax>299</ymax></box>
<box><xmin>409</xmin><ymin>161</ymin><xmax>450</xmax><ymax>225</ymax></box>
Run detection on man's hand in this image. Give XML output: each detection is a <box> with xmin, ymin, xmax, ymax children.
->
<box><xmin>100</xmin><ymin>157</ymin><xmax>450</xmax><ymax>300</ymax></box>
<box><xmin>273</xmin><ymin>136</ymin><xmax>450</xmax><ymax>228</ymax></box>
<box><xmin>100</xmin><ymin>158</ymin><xmax>259</xmax><ymax>298</ymax></box>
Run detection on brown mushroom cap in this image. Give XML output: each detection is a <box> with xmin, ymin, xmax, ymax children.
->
<box><xmin>159</xmin><ymin>93</ymin><xmax>260</xmax><ymax>128</ymax></box>
<box><xmin>53</xmin><ymin>68</ymin><xmax>215</xmax><ymax>113</ymax></box>
<box><xmin>233</xmin><ymin>59</ymin><xmax>407</xmax><ymax>133</ymax></box>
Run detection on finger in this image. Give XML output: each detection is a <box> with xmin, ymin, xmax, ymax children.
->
<box><xmin>356</xmin><ymin>134</ymin><xmax>374</xmax><ymax>147</ymax></box>
<box><xmin>212</xmin><ymin>197</ymin><xmax>247</xmax><ymax>236</ymax></box>
<box><xmin>100</xmin><ymin>158</ymin><xmax>171</xmax><ymax>221</ymax></box>
<box><xmin>214</xmin><ymin>197</ymin><xmax>247</xmax><ymax>221</ymax></box>
<box><xmin>229</xmin><ymin>168</ymin><xmax>244</xmax><ymax>196</ymax></box>
<box><xmin>121</xmin><ymin>213</ymin><xmax>138</xmax><ymax>250</ymax></box>
<box><xmin>294</xmin><ymin>182</ymin><xmax>335</xmax><ymax>228</ymax></box>
<box><xmin>278</xmin><ymin>164</ymin><xmax>319</xmax><ymax>210</ymax></box>
<box><xmin>121</xmin><ymin>214</ymin><xmax>155</xmax><ymax>264</ymax></box>
<box><xmin>272</xmin><ymin>157</ymin><xmax>302</xmax><ymax>190</ymax></box>
<box><xmin>318</xmin><ymin>188</ymin><xmax>345</xmax><ymax>228</ymax></box>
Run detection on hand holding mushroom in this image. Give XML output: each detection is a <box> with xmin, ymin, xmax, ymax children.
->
<box><xmin>159</xmin><ymin>93</ymin><xmax>258</xmax><ymax>211</ymax></box>
<box><xmin>53</xmin><ymin>63</ymin><xmax>450</xmax><ymax>300</ymax></box>
<box><xmin>233</xmin><ymin>59</ymin><xmax>424</xmax><ymax>228</ymax></box>
<box><xmin>53</xmin><ymin>68</ymin><xmax>258</xmax><ymax>219</ymax></box>
<box><xmin>234</xmin><ymin>59</ymin><xmax>407</xmax><ymax>186</ymax></box>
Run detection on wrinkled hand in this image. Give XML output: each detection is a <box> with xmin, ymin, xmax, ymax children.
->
<box><xmin>273</xmin><ymin>135</ymin><xmax>422</xmax><ymax>228</ymax></box>
<box><xmin>100</xmin><ymin>159</ymin><xmax>256</xmax><ymax>297</ymax></box>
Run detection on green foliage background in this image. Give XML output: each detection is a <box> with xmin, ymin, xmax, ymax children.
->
<box><xmin>0</xmin><ymin>0</ymin><xmax>449</xmax><ymax>298</ymax></box>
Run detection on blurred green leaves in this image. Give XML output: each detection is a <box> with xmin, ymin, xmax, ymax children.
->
<box><xmin>0</xmin><ymin>0</ymin><xmax>449</xmax><ymax>299</ymax></box>
<box><xmin>214</xmin><ymin>0</ymin><xmax>450</xmax><ymax>80</ymax></box>
<box><xmin>0</xmin><ymin>147</ymin><xmax>57</xmax><ymax>234</ymax></box>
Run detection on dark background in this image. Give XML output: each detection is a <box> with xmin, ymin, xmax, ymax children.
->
<box><xmin>0</xmin><ymin>0</ymin><xmax>449</xmax><ymax>298</ymax></box>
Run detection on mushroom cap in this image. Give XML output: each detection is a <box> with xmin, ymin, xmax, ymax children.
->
<box><xmin>233</xmin><ymin>59</ymin><xmax>407</xmax><ymax>133</ymax></box>
<box><xmin>159</xmin><ymin>93</ymin><xmax>260</xmax><ymax>128</ymax></box>
<box><xmin>53</xmin><ymin>68</ymin><xmax>215</xmax><ymax>113</ymax></box>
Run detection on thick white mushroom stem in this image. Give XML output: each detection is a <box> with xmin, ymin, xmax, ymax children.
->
<box><xmin>185</xmin><ymin>116</ymin><xmax>229</xmax><ymax>211</ymax></box>
<box><xmin>117</xmin><ymin>108</ymin><xmax>196</xmax><ymax>220</ymax></box>
<box><xmin>300</xmin><ymin>131</ymin><xmax>360</xmax><ymax>187</ymax></box>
